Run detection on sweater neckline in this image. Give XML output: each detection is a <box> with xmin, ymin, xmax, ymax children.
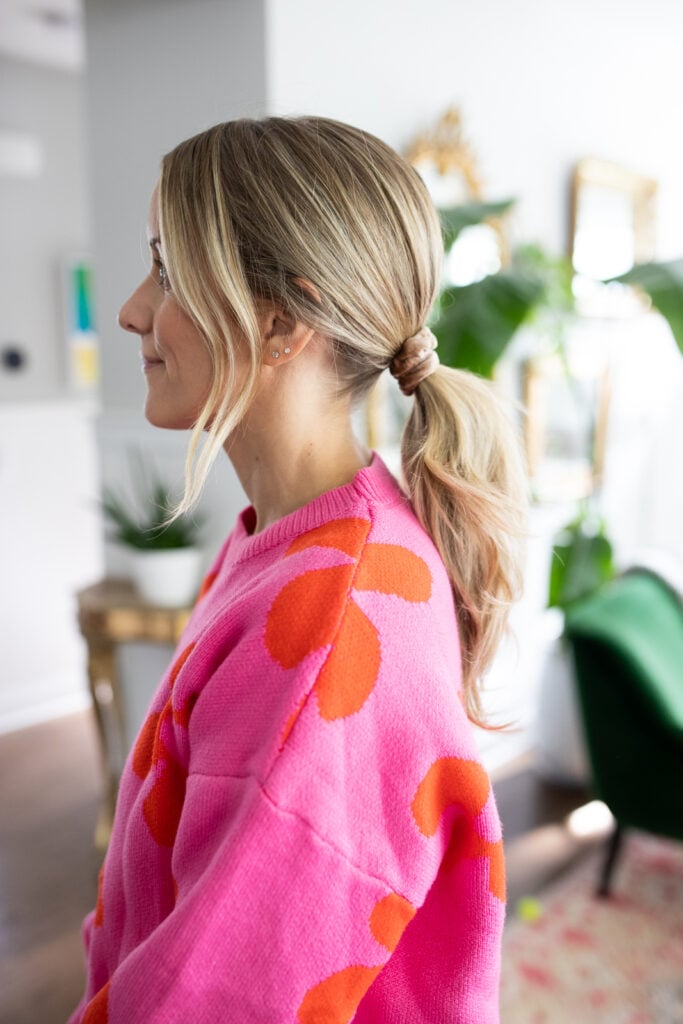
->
<box><xmin>228</xmin><ymin>452</ymin><xmax>406</xmax><ymax>563</ymax></box>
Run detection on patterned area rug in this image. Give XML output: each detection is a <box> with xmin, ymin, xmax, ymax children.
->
<box><xmin>501</xmin><ymin>832</ymin><xmax>683</xmax><ymax>1023</ymax></box>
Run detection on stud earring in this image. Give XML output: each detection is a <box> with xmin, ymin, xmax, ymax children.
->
<box><xmin>284</xmin><ymin>347</ymin><xmax>291</xmax><ymax>355</ymax></box>
<box><xmin>271</xmin><ymin>350</ymin><xmax>280</xmax><ymax>359</ymax></box>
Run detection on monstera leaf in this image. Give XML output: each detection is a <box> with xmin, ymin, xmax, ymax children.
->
<box><xmin>439</xmin><ymin>199</ymin><xmax>515</xmax><ymax>251</ymax></box>
<box><xmin>432</xmin><ymin>205</ymin><xmax>566</xmax><ymax>378</ymax></box>
<box><xmin>610</xmin><ymin>258</ymin><xmax>683</xmax><ymax>355</ymax></box>
<box><xmin>432</xmin><ymin>270</ymin><xmax>545</xmax><ymax>378</ymax></box>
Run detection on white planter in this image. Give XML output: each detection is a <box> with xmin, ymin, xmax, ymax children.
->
<box><xmin>128</xmin><ymin>547</ymin><xmax>203</xmax><ymax>608</ymax></box>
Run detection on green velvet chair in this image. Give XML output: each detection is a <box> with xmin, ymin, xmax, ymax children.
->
<box><xmin>563</xmin><ymin>568</ymin><xmax>683</xmax><ymax>896</ymax></box>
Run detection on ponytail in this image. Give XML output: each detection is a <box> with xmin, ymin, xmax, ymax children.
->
<box><xmin>401</xmin><ymin>365</ymin><xmax>528</xmax><ymax>726</ymax></box>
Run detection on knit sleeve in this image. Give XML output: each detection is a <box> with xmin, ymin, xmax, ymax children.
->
<box><xmin>75</xmin><ymin>773</ymin><xmax>415</xmax><ymax>1023</ymax></box>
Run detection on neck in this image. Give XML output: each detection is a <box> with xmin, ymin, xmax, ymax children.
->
<box><xmin>225</xmin><ymin>364</ymin><xmax>371</xmax><ymax>533</ymax></box>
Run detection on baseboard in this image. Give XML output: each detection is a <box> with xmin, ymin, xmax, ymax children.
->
<box><xmin>0</xmin><ymin>689</ymin><xmax>92</xmax><ymax>736</ymax></box>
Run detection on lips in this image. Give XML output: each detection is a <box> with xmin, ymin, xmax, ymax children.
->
<box><xmin>141</xmin><ymin>354</ymin><xmax>164</xmax><ymax>371</ymax></box>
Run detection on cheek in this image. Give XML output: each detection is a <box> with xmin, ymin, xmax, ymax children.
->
<box><xmin>157</xmin><ymin>308</ymin><xmax>211</xmax><ymax>375</ymax></box>
<box><xmin>154</xmin><ymin>303</ymin><xmax>193</xmax><ymax>356</ymax></box>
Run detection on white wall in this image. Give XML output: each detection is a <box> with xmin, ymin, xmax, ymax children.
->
<box><xmin>266</xmin><ymin>0</ymin><xmax>683</xmax><ymax>259</ymax></box>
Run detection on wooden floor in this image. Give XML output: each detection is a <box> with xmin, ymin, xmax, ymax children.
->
<box><xmin>0</xmin><ymin>711</ymin><xmax>595</xmax><ymax>1023</ymax></box>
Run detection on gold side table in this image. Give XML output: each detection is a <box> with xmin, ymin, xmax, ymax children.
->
<box><xmin>77</xmin><ymin>578</ymin><xmax>192</xmax><ymax>848</ymax></box>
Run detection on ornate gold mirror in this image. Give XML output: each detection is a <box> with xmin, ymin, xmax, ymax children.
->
<box><xmin>570</xmin><ymin>157</ymin><xmax>657</xmax><ymax>282</ymax></box>
<box><xmin>406</xmin><ymin>107</ymin><xmax>507</xmax><ymax>284</ymax></box>
<box><xmin>405</xmin><ymin>107</ymin><xmax>483</xmax><ymax>202</ymax></box>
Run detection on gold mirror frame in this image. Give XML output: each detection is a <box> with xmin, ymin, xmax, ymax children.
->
<box><xmin>405</xmin><ymin>107</ymin><xmax>508</xmax><ymax>262</ymax></box>
<box><xmin>405</xmin><ymin>107</ymin><xmax>484</xmax><ymax>198</ymax></box>
<box><xmin>570</xmin><ymin>157</ymin><xmax>658</xmax><ymax>280</ymax></box>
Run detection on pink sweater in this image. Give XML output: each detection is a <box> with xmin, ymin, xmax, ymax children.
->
<box><xmin>70</xmin><ymin>455</ymin><xmax>505</xmax><ymax>1023</ymax></box>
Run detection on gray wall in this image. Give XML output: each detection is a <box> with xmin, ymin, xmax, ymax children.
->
<box><xmin>0</xmin><ymin>56</ymin><xmax>90</xmax><ymax>402</ymax></box>
<box><xmin>85</xmin><ymin>0</ymin><xmax>268</xmax><ymax>411</ymax></box>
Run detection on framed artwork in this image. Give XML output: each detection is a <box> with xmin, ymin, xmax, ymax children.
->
<box><xmin>63</xmin><ymin>253</ymin><xmax>100</xmax><ymax>394</ymax></box>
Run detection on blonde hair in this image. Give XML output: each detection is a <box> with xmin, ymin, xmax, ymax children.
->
<box><xmin>158</xmin><ymin>116</ymin><xmax>527</xmax><ymax>725</ymax></box>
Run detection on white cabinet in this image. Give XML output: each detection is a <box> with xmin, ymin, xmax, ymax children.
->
<box><xmin>0</xmin><ymin>400</ymin><xmax>104</xmax><ymax>731</ymax></box>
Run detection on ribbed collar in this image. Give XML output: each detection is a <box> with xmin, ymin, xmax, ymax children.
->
<box><xmin>226</xmin><ymin>452</ymin><xmax>406</xmax><ymax>565</ymax></box>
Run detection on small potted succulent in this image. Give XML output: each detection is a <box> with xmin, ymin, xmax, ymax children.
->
<box><xmin>102</xmin><ymin>453</ymin><xmax>204</xmax><ymax>608</ymax></box>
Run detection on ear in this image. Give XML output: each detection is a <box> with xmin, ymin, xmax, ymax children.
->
<box><xmin>260</xmin><ymin>279</ymin><xmax>321</xmax><ymax>367</ymax></box>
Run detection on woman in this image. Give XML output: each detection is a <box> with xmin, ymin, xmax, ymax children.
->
<box><xmin>70</xmin><ymin>116</ymin><xmax>526</xmax><ymax>1023</ymax></box>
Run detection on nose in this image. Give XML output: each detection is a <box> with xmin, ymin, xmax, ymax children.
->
<box><xmin>118</xmin><ymin>280</ymin><xmax>153</xmax><ymax>336</ymax></box>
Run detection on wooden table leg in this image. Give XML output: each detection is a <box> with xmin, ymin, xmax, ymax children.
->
<box><xmin>85</xmin><ymin>641</ymin><xmax>124</xmax><ymax>850</ymax></box>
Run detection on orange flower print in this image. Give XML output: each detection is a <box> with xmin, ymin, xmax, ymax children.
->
<box><xmin>297</xmin><ymin>891</ymin><xmax>415</xmax><ymax>1022</ymax></box>
<box><xmin>94</xmin><ymin>865</ymin><xmax>105</xmax><ymax>928</ymax></box>
<box><xmin>82</xmin><ymin>981</ymin><xmax>110</xmax><ymax>1024</ymax></box>
<box><xmin>196</xmin><ymin>568</ymin><xmax>218</xmax><ymax>603</ymax></box>
<box><xmin>169</xmin><ymin>642</ymin><xmax>195</xmax><ymax>687</ymax></box>
<box><xmin>142</xmin><ymin>754</ymin><xmax>188</xmax><ymax>848</ymax></box>
<box><xmin>411</xmin><ymin>758</ymin><xmax>491</xmax><ymax>835</ymax></box>
<box><xmin>412</xmin><ymin>757</ymin><xmax>505</xmax><ymax>902</ymax></box>
<box><xmin>369</xmin><ymin>892</ymin><xmax>416</xmax><ymax>952</ymax></box>
<box><xmin>132</xmin><ymin>642</ymin><xmax>197</xmax><ymax>848</ymax></box>
<box><xmin>297</xmin><ymin>965</ymin><xmax>382</xmax><ymax>1024</ymax></box>
<box><xmin>131</xmin><ymin>711</ymin><xmax>161</xmax><ymax>781</ymax></box>
<box><xmin>265</xmin><ymin>518</ymin><xmax>432</xmax><ymax>724</ymax></box>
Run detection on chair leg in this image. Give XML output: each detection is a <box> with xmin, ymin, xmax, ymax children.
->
<box><xmin>597</xmin><ymin>822</ymin><xmax>624</xmax><ymax>898</ymax></box>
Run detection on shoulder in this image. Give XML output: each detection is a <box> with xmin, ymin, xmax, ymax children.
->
<box><xmin>192</xmin><ymin>487</ymin><xmax>459</xmax><ymax>726</ymax></box>
<box><xmin>173</xmin><ymin>515</ymin><xmax>384</xmax><ymax>776</ymax></box>
<box><xmin>175</xmin><ymin>461</ymin><xmax>457</xmax><ymax>760</ymax></box>
<box><xmin>264</xmin><ymin>510</ymin><xmax>479</xmax><ymax>894</ymax></box>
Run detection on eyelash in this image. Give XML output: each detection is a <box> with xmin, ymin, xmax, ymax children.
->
<box><xmin>154</xmin><ymin>257</ymin><xmax>171</xmax><ymax>292</ymax></box>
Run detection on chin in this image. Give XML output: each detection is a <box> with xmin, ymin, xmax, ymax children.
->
<box><xmin>143</xmin><ymin>401</ymin><xmax>196</xmax><ymax>431</ymax></box>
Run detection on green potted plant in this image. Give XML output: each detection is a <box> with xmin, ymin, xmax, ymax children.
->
<box><xmin>102</xmin><ymin>452</ymin><xmax>204</xmax><ymax>608</ymax></box>
<box><xmin>430</xmin><ymin>201</ymin><xmax>572</xmax><ymax>377</ymax></box>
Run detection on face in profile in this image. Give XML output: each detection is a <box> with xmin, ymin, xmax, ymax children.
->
<box><xmin>118</xmin><ymin>185</ymin><xmax>216</xmax><ymax>430</ymax></box>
